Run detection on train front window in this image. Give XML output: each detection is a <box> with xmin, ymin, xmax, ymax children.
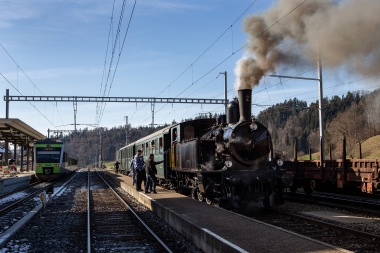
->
<box><xmin>36</xmin><ymin>151</ymin><xmax>61</xmax><ymax>163</ymax></box>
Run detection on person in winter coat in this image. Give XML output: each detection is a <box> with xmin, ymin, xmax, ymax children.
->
<box><xmin>114</xmin><ymin>161</ymin><xmax>120</xmax><ymax>173</ymax></box>
<box><xmin>133</xmin><ymin>150</ymin><xmax>145</xmax><ymax>191</ymax></box>
<box><xmin>144</xmin><ymin>154</ymin><xmax>163</xmax><ymax>193</ymax></box>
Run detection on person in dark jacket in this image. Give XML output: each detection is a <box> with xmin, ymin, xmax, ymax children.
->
<box><xmin>144</xmin><ymin>154</ymin><xmax>163</xmax><ymax>193</ymax></box>
<box><xmin>133</xmin><ymin>150</ymin><xmax>145</xmax><ymax>191</ymax></box>
<box><xmin>114</xmin><ymin>161</ymin><xmax>120</xmax><ymax>173</ymax></box>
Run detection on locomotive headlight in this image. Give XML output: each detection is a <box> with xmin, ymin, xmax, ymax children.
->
<box><xmin>250</xmin><ymin>123</ymin><xmax>258</xmax><ymax>131</ymax></box>
<box><xmin>276</xmin><ymin>159</ymin><xmax>284</xmax><ymax>166</ymax></box>
<box><xmin>225</xmin><ymin>160</ymin><xmax>232</xmax><ymax>168</ymax></box>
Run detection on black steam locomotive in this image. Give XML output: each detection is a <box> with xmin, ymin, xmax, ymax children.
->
<box><xmin>119</xmin><ymin>89</ymin><xmax>291</xmax><ymax>210</ymax></box>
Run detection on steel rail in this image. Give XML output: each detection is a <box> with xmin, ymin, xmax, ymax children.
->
<box><xmin>95</xmin><ymin>170</ymin><xmax>174</xmax><ymax>253</ymax></box>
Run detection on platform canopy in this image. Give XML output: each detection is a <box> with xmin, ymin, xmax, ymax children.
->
<box><xmin>0</xmin><ymin>118</ymin><xmax>45</xmax><ymax>144</ymax></box>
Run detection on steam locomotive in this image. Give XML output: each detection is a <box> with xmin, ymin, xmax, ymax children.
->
<box><xmin>119</xmin><ymin>89</ymin><xmax>291</xmax><ymax>210</ymax></box>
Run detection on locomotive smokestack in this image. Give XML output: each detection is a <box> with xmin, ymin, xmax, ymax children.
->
<box><xmin>238</xmin><ymin>89</ymin><xmax>252</xmax><ymax>122</ymax></box>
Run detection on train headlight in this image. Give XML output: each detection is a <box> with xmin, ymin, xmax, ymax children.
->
<box><xmin>225</xmin><ymin>160</ymin><xmax>232</xmax><ymax>168</ymax></box>
<box><xmin>276</xmin><ymin>159</ymin><xmax>284</xmax><ymax>166</ymax></box>
<box><xmin>250</xmin><ymin>123</ymin><xmax>258</xmax><ymax>131</ymax></box>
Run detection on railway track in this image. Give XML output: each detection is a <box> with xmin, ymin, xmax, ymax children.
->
<box><xmin>0</xmin><ymin>181</ymin><xmax>46</xmax><ymax>212</ymax></box>
<box><xmin>285</xmin><ymin>191</ymin><xmax>380</xmax><ymax>217</ymax></box>
<box><xmin>0</xmin><ymin>169</ymin><xmax>202</xmax><ymax>252</ymax></box>
<box><xmin>0</xmin><ymin>170</ymin><xmax>85</xmax><ymax>250</ymax></box>
<box><xmin>0</xmin><ymin>181</ymin><xmax>54</xmax><ymax>236</ymax></box>
<box><xmin>89</xmin><ymin>170</ymin><xmax>172</xmax><ymax>252</ymax></box>
<box><xmin>244</xmin><ymin>192</ymin><xmax>380</xmax><ymax>252</ymax></box>
<box><xmin>0</xmin><ymin>181</ymin><xmax>41</xmax><ymax>200</ymax></box>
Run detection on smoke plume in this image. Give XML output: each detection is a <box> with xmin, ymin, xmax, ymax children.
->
<box><xmin>235</xmin><ymin>0</ymin><xmax>380</xmax><ymax>90</ymax></box>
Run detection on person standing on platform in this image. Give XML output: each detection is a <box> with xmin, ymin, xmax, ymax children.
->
<box><xmin>114</xmin><ymin>160</ymin><xmax>120</xmax><ymax>173</ymax></box>
<box><xmin>145</xmin><ymin>154</ymin><xmax>163</xmax><ymax>194</ymax></box>
<box><xmin>133</xmin><ymin>150</ymin><xmax>145</xmax><ymax>191</ymax></box>
<box><xmin>129</xmin><ymin>158</ymin><xmax>136</xmax><ymax>185</ymax></box>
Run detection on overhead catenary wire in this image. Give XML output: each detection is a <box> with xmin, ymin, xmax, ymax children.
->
<box><xmin>173</xmin><ymin>0</ymin><xmax>309</xmax><ymax>100</ymax></box>
<box><xmin>97</xmin><ymin>0</ymin><xmax>117</xmax><ymax>124</ymax></box>
<box><xmin>154</xmin><ymin>0</ymin><xmax>259</xmax><ymax>99</ymax></box>
<box><xmin>147</xmin><ymin>1</ymin><xmax>261</xmax><ymax>122</ymax></box>
<box><xmin>151</xmin><ymin>0</ymin><xmax>310</xmax><ymax>124</ymax></box>
<box><xmin>0</xmin><ymin>42</ymin><xmax>64</xmax><ymax>129</ymax></box>
<box><xmin>0</xmin><ymin>73</ymin><xmax>58</xmax><ymax>128</ymax></box>
<box><xmin>101</xmin><ymin>0</ymin><xmax>375</xmax><ymax>128</ymax></box>
<box><xmin>97</xmin><ymin>0</ymin><xmax>138</xmax><ymax>125</ymax></box>
<box><xmin>97</xmin><ymin>0</ymin><xmax>127</xmax><ymax>125</ymax></box>
<box><xmin>96</xmin><ymin>0</ymin><xmax>138</xmax><ymax>126</ymax></box>
<box><xmin>125</xmin><ymin>1</ymin><xmax>316</xmax><ymax>126</ymax></box>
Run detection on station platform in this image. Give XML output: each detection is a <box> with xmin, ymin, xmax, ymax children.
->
<box><xmin>103</xmin><ymin>169</ymin><xmax>352</xmax><ymax>253</ymax></box>
<box><xmin>0</xmin><ymin>170</ymin><xmax>35</xmax><ymax>195</ymax></box>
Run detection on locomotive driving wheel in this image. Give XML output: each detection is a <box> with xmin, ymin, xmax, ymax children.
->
<box><xmin>191</xmin><ymin>187</ymin><xmax>197</xmax><ymax>200</ymax></box>
<box><xmin>191</xmin><ymin>187</ymin><xmax>204</xmax><ymax>202</ymax></box>
<box><xmin>197</xmin><ymin>190</ymin><xmax>204</xmax><ymax>202</ymax></box>
<box><xmin>196</xmin><ymin>187</ymin><xmax>204</xmax><ymax>201</ymax></box>
<box><xmin>205</xmin><ymin>197</ymin><xmax>214</xmax><ymax>205</ymax></box>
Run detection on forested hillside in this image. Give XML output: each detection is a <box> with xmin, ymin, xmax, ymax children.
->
<box><xmin>64</xmin><ymin>89</ymin><xmax>380</xmax><ymax>167</ymax></box>
<box><xmin>258</xmin><ymin>89</ymin><xmax>380</xmax><ymax>159</ymax></box>
<box><xmin>64</xmin><ymin>125</ymin><xmax>165</xmax><ymax>167</ymax></box>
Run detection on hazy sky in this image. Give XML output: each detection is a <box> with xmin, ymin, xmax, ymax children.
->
<box><xmin>1</xmin><ymin>0</ymin><xmax>378</xmax><ymax>136</ymax></box>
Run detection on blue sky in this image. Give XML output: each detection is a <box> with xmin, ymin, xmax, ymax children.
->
<box><xmin>1</xmin><ymin>0</ymin><xmax>379</xmax><ymax>136</ymax></box>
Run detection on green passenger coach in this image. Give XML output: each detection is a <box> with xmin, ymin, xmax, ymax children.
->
<box><xmin>118</xmin><ymin>125</ymin><xmax>171</xmax><ymax>182</ymax></box>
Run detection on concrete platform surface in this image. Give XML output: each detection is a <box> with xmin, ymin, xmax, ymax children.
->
<box><xmin>0</xmin><ymin>171</ymin><xmax>35</xmax><ymax>195</ymax></box>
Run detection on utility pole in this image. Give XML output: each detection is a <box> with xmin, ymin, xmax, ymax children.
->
<box><xmin>125</xmin><ymin>116</ymin><xmax>128</xmax><ymax>146</ymax></box>
<box><xmin>73</xmin><ymin>97</ymin><xmax>78</xmax><ymax>131</ymax></box>
<box><xmin>269</xmin><ymin>61</ymin><xmax>325</xmax><ymax>161</ymax></box>
<box><xmin>317</xmin><ymin>56</ymin><xmax>324</xmax><ymax>161</ymax></box>
<box><xmin>99</xmin><ymin>130</ymin><xmax>102</xmax><ymax>168</ymax></box>
<box><xmin>151</xmin><ymin>102</ymin><xmax>155</xmax><ymax>128</ymax></box>
<box><xmin>219</xmin><ymin>71</ymin><xmax>228</xmax><ymax>116</ymax></box>
<box><xmin>5</xmin><ymin>89</ymin><xmax>9</xmax><ymax>119</ymax></box>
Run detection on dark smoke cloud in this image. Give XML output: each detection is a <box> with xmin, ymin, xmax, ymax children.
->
<box><xmin>235</xmin><ymin>0</ymin><xmax>380</xmax><ymax>90</ymax></box>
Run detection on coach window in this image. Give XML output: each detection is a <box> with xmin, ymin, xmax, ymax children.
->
<box><xmin>159</xmin><ymin>137</ymin><xmax>163</xmax><ymax>154</ymax></box>
<box><xmin>172</xmin><ymin>128</ymin><xmax>178</xmax><ymax>142</ymax></box>
<box><xmin>155</xmin><ymin>139</ymin><xmax>159</xmax><ymax>154</ymax></box>
<box><xmin>151</xmin><ymin>140</ymin><xmax>155</xmax><ymax>154</ymax></box>
<box><xmin>184</xmin><ymin>125</ymin><xmax>194</xmax><ymax>140</ymax></box>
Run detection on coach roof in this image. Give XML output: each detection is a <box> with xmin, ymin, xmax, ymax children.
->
<box><xmin>122</xmin><ymin>124</ymin><xmax>172</xmax><ymax>149</ymax></box>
